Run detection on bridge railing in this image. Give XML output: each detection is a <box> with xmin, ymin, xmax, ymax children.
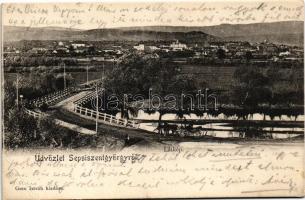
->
<box><xmin>73</xmin><ymin>89</ymin><xmax>103</xmax><ymax>105</ymax></box>
<box><xmin>24</xmin><ymin>108</ymin><xmax>43</xmax><ymax>118</ymax></box>
<box><xmin>29</xmin><ymin>87</ymin><xmax>76</xmax><ymax>107</ymax></box>
<box><xmin>73</xmin><ymin>98</ymin><xmax>140</xmax><ymax>129</ymax></box>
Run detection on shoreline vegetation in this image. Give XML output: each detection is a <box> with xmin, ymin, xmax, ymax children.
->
<box><xmin>4</xmin><ymin>108</ymin><xmax>304</xmax><ymax>151</ymax></box>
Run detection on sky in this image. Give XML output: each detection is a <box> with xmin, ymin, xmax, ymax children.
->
<box><xmin>2</xmin><ymin>0</ymin><xmax>304</xmax><ymax>30</ymax></box>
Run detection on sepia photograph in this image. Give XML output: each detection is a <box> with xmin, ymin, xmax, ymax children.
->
<box><xmin>1</xmin><ymin>1</ymin><xmax>304</xmax><ymax>199</ymax></box>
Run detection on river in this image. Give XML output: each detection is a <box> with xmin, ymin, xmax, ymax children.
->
<box><xmin>115</xmin><ymin>110</ymin><xmax>304</xmax><ymax>139</ymax></box>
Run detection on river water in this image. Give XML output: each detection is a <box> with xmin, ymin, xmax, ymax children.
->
<box><xmin>116</xmin><ymin>110</ymin><xmax>304</xmax><ymax>139</ymax></box>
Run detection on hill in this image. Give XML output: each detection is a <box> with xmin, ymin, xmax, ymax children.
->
<box><xmin>3</xmin><ymin>26</ymin><xmax>219</xmax><ymax>43</ymax></box>
<box><xmin>4</xmin><ymin>21</ymin><xmax>303</xmax><ymax>46</ymax></box>
<box><xmin>118</xmin><ymin>21</ymin><xmax>304</xmax><ymax>46</ymax></box>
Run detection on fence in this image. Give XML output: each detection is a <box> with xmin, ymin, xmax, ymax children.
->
<box><xmin>29</xmin><ymin>87</ymin><xmax>76</xmax><ymax>107</ymax></box>
<box><xmin>24</xmin><ymin>108</ymin><xmax>96</xmax><ymax>135</ymax></box>
<box><xmin>24</xmin><ymin>108</ymin><xmax>43</xmax><ymax>118</ymax></box>
<box><xmin>73</xmin><ymin>104</ymin><xmax>140</xmax><ymax>129</ymax></box>
<box><xmin>72</xmin><ymin>90</ymin><xmax>140</xmax><ymax>129</ymax></box>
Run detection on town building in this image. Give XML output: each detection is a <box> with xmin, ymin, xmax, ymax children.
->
<box><xmin>170</xmin><ymin>40</ymin><xmax>187</xmax><ymax>51</ymax></box>
<box><xmin>133</xmin><ymin>44</ymin><xmax>145</xmax><ymax>51</ymax></box>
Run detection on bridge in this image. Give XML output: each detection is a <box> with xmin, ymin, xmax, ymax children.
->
<box><xmin>24</xmin><ymin>78</ymin><xmax>140</xmax><ymax>135</ymax></box>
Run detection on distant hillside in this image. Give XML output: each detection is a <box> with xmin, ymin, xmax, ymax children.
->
<box><xmin>4</xmin><ymin>21</ymin><xmax>303</xmax><ymax>46</ymax></box>
<box><xmin>84</xmin><ymin>29</ymin><xmax>219</xmax><ymax>43</ymax></box>
<box><xmin>4</xmin><ymin>26</ymin><xmax>83</xmax><ymax>41</ymax></box>
<box><xmin>118</xmin><ymin>21</ymin><xmax>304</xmax><ymax>46</ymax></box>
<box><xmin>3</xmin><ymin>26</ymin><xmax>219</xmax><ymax>43</ymax></box>
<box><xmin>224</xmin><ymin>33</ymin><xmax>304</xmax><ymax>47</ymax></box>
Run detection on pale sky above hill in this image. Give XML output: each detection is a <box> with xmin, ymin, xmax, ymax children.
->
<box><xmin>2</xmin><ymin>0</ymin><xmax>304</xmax><ymax>30</ymax></box>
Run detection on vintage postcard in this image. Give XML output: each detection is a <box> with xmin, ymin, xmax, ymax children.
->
<box><xmin>1</xmin><ymin>1</ymin><xmax>304</xmax><ymax>199</ymax></box>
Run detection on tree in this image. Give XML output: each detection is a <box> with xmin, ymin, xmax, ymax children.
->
<box><xmin>55</xmin><ymin>73</ymin><xmax>75</xmax><ymax>89</ymax></box>
<box><xmin>245</xmin><ymin>51</ymin><xmax>253</xmax><ymax>62</ymax></box>
<box><xmin>104</xmin><ymin>53</ymin><xmax>149</xmax><ymax>119</ymax></box>
<box><xmin>68</xmin><ymin>45</ymin><xmax>74</xmax><ymax>53</ymax></box>
<box><xmin>4</xmin><ymin>82</ymin><xmax>16</xmax><ymax>116</ymax></box>
<box><xmin>153</xmin><ymin>72</ymin><xmax>196</xmax><ymax>124</ymax></box>
<box><xmin>38</xmin><ymin>117</ymin><xmax>65</xmax><ymax>147</ymax></box>
<box><xmin>87</xmin><ymin>46</ymin><xmax>95</xmax><ymax>55</ymax></box>
<box><xmin>4</xmin><ymin>108</ymin><xmax>37</xmax><ymax>148</ymax></box>
<box><xmin>10</xmin><ymin>71</ymin><xmax>75</xmax><ymax>100</ymax></box>
<box><xmin>105</xmin><ymin>53</ymin><xmax>197</xmax><ymax>125</ymax></box>
<box><xmin>233</xmin><ymin>66</ymin><xmax>271</xmax><ymax>109</ymax></box>
<box><xmin>266</xmin><ymin>66</ymin><xmax>281</xmax><ymax>106</ymax></box>
<box><xmin>216</xmin><ymin>48</ymin><xmax>226</xmax><ymax>60</ymax></box>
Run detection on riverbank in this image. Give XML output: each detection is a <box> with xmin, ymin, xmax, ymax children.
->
<box><xmin>44</xmin><ymin>106</ymin><xmax>304</xmax><ymax>148</ymax></box>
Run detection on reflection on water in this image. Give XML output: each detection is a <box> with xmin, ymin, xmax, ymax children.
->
<box><xmin>114</xmin><ymin>110</ymin><xmax>304</xmax><ymax>140</ymax></box>
<box><xmin>139</xmin><ymin>122</ymin><xmax>303</xmax><ymax>139</ymax></box>
<box><xmin>128</xmin><ymin>110</ymin><xmax>305</xmax><ymax>122</ymax></box>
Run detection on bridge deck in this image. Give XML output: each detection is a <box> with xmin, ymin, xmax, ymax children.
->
<box><xmin>52</xmin><ymin>90</ymin><xmax>93</xmax><ymax>109</ymax></box>
<box><xmin>79</xmin><ymin>79</ymin><xmax>101</xmax><ymax>86</ymax></box>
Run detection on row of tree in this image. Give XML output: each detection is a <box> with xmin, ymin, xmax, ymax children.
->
<box><xmin>232</xmin><ymin>65</ymin><xmax>303</xmax><ymax>108</ymax></box>
<box><xmin>104</xmin><ymin>53</ymin><xmax>196</xmax><ymax>121</ymax></box>
<box><xmin>4</xmin><ymin>71</ymin><xmax>75</xmax><ymax>104</ymax></box>
<box><xmin>102</xmin><ymin>53</ymin><xmax>303</xmax><ymax>121</ymax></box>
<box><xmin>4</xmin><ymin>56</ymin><xmax>78</xmax><ymax>68</ymax></box>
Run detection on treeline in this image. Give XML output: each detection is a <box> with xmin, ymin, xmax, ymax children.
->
<box><xmin>105</xmin><ymin>53</ymin><xmax>303</xmax><ymax>115</ymax></box>
<box><xmin>228</xmin><ymin>65</ymin><xmax>304</xmax><ymax>108</ymax></box>
<box><xmin>4</xmin><ymin>71</ymin><xmax>75</xmax><ymax>103</ymax></box>
<box><xmin>6</xmin><ymin>55</ymin><xmax>302</xmax><ymax>69</ymax></box>
<box><xmin>91</xmin><ymin>53</ymin><xmax>304</xmax><ymax>124</ymax></box>
<box><xmin>4</xmin><ymin>56</ymin><xmax>78</xmax><ymax>68</ymax></box>
<box><xmin>188</xmin><ymin>57</ymin><xmax>303</xmax><ymax>68</ymax></box>
<box><xmin>4</xmin><ymin>55</ymin><xmax>112</xmax><ymax>73</ymax></box>
<box><xmin>5</xmin><ymin>65</ymin><xmax>100</xmax><ymax>73</ymax></box>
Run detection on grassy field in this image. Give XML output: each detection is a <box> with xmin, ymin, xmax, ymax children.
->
<box><xmin>179</xmin><ymin>65</ymin><xmax>237</xmax><ymax>90</ymax></box>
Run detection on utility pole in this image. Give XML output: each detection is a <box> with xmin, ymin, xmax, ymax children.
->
<box><xmin>63</xmin><ymin>62</ymin><xmax>66</xmax><ymax>89</ymax></box>
<box><xmin>86</xmin><ymin>65</ymin><xmax>89</xmax><ymax>85</ymax></box>
<box><xmin>16</xmin><ymin>73</ymin><xmax>19</xmax><ymax>107</ymax></box>
<box><xmin>102</xmin><ymin>62</ymin><xmax>105</xmax><ymax>85</ymax></box>
<box><xmin>101</xmin><ymin>63</ymin><xmax>106</xmax><ymax>147</ymax></box>
<box><xmin>95</xmin><ymin>84</ymin><xmax>98</xmax><ymax>134</ymax></box>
